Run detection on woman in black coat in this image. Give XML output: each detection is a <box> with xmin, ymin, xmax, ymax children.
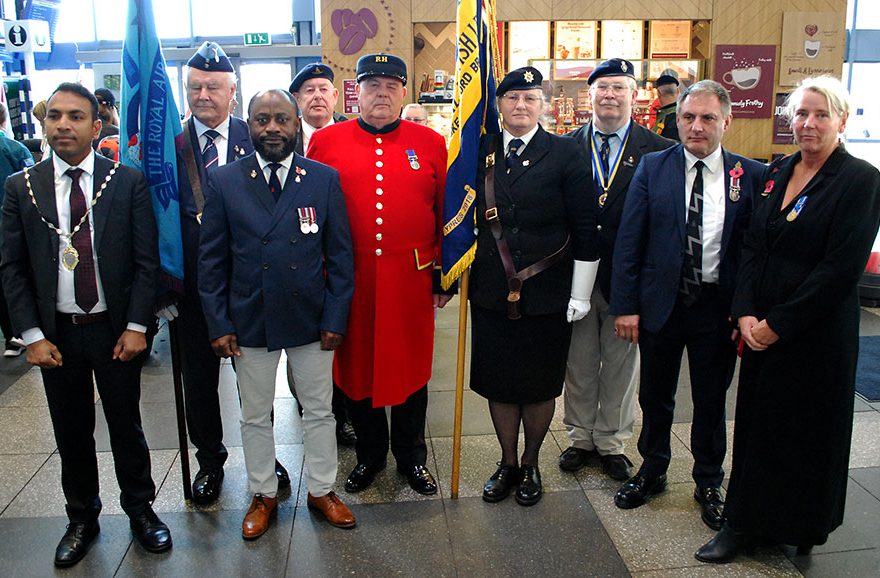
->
<box><xmin>468</xmin><ymin>67</ymin><xmax>598</xmax><ymax>507</ymax></box>
<box><xmin>696</xmin><ymin>76</ymin><xmax>880</xmax><ymax>563</ymax></box>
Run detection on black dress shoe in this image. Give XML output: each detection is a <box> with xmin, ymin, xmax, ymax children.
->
<box><xmin>191</xmin><ymin>468</ymin><xmax>224</xmax><ymax>505</ymax></box>
<box><xmin>695</xmin><ymin>523</ymin><xmax>756</xmax><ymax>564</ymax></box>
<box><xmin>275</xmin><ymin>460</ymin><xmax>291</xmax><ymax>489</ymax></box>
<box><xmin>398</xmin><ymin>464</ymin><xmax>438</xmax><ymax>495</ymax></box>
<box><xmin>345</xmin><ymin>461</ymin><xmax>386</xmax><ymax>492</ymax></box>
<box><xmin>614</xmin><ymin>472</ymin><xmax>668</xmax><ymax>509</ymax></box>
<box><xmin>515</xmin><ymin>465</ymin><xmax>543</xmax><ymax>506</ymax></box>
<box><xmin>482</xmin><ymin>463</ymin><xmax>520</xmax><ymax>503</ymax></box>
<box><xmin>694</xmin><ymin>486</ymin><xmax>725</xmax><ymax>531</ymax></box>
<box><xmin>601</xmin><ymin>454</ymin><xmax>635</xmax><ymax>481</ymax></box>
<box><xmin>558</xmin><ymin>447</ymin><xmax>594</xmax><ymax>472</ymax></box>
<box><xmin>54</xmin><ymin>520</ymin><xmax>100</xmax><ymax>568</ymax></box>
<box><xmin>336</xmin><ymin>420</ymin><xmax>357</xmax><ymax>446</ymax></box>
<box><xmin>130</xmin><ymin>508</ymin><xmax>172</xmax><ymax>553</ymax></box>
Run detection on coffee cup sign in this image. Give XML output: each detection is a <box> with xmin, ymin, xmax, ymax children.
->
<box><xmin>723</xmin><ymin>67</ymin><xmax>762</xmax><ymax>90</ymax></box>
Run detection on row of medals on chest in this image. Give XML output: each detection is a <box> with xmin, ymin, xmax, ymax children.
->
<box><xmin>24</xmin><ymin>163</ymin><xmax>119</xmax><ymax>272</ymax></box>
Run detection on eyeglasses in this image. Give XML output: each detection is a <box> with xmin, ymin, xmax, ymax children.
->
<box><xmin>404</xmin><ymin>116</ymin><xmax>427</xmax><ymax>124</ymax></box>
<box><xmin>592</xmin><ymin>83</ymin><xmax>630</xmax><ymax>95</ymax></box>
<box><xmin>500</xmin><ymin>94</ymin><xmax>543</xmax><ymax>105</ymax></box>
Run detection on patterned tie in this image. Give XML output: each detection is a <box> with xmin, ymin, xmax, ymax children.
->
<box><xmin>202</xmin><ymin>129</ymin><xmax>220</xmax><ymax>170</ymax></box>
<box><xmin>267</xmin><ymin>163</ymin><xmax>282</xmax><ymax>203</ymax></box>
<box><xmin>680</xmin><ymin>160</ymin><xmax>704</xmax><ymax>306</ymax></box>
<box><xmin>596</xmin><ymin>132</ymin><xmax>612</xmax><ymax>178</ymax></box>
<box><xmin>506</xmin><ymin>138</ymin><xmax>524</xmax><ymax>171</ymax></box>
<box><xmin>67</xmin><ymin>168</ymin><xmax>99</xmax><ymax>313</ymax></box>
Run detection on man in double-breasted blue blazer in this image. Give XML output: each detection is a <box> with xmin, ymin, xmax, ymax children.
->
<box><xmin>609</xmin><ymin>81</ymin><xmax>765</xmax><ymax>531</ymax></box>
<box><xmin>199</xmin><ymin>90</ymin><xmax>356</xmax><ymax>538</ymax></box>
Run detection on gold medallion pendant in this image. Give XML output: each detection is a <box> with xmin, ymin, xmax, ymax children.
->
<box><xmin>62</xmin><ymin>245</ymin><xmax>80</xmax><ymax>271</ymax></box>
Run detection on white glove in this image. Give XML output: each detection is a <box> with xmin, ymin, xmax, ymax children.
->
<box><xmin>567</xmin><ymin>259</ymin><xmax>600</xmax><ymax>322</ymax></box>
<box><xmin>156</xmin><ymin>304</ymin><xmax>179</xmax><ymax>321</ymax></box>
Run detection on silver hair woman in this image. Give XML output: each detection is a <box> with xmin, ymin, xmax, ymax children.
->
<box><xmin>696</xmin><ymin>75</ymin><xmax>880</xmax><ymax>563</ymax></box>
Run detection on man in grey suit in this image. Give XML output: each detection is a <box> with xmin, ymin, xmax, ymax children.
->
<box><xmin>199</xmin><ymin>89</ymin><xmax>356</xmax><ymax>539</ymax></box>
<box><xmin>560</xmin><ymin>59</ymin><xmax>674</xmax><ymax>481</ymax></box>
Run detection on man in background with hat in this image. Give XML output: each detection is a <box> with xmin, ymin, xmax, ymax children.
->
<box><xmin>290</xmin><ymin>62</ymin><xmax>348</xmax><ymax>156</ymax></box>
<box><xmin>288</xmin><ymin>61</ymin><xmax>356</xmax><ymax>447</ymax></box>
<box><xmin>162</xmin><ymin>41</ymin><xmax>288</xmax><ymax>505</ymax></box>
<box><xmin>559</xmin><ymin>58</ymin><xmax>674</xmax><ymax>482</ymax></box>
<box><xmin>309</xmin><ymin>53</ymin><xmax>450</xmax><ymax>496</ymax></box>
<box><xmin>92</xmin><ymin>88</ymin><xmax>119</xmax><ymax>151</ymax></box>
<box><xmin>652</xmin><ymin>71</ymin><xmax>681</xmax><ymax>141</ymax></box>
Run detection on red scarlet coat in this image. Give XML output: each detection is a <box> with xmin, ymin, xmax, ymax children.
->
<box><xmin>309</xmin><ymin>119</ymin><xmax>447</xmax><ymax>407</ymax></box>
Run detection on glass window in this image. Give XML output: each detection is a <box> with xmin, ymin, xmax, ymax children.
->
<box><xmin>853</xmin><ymin>0</ymin><xmax>880</xmax><ymax>29</ymax></box>
<box><xmin>94</xmin><ymin>0</ymin><xmax>127</xmax><ymax>41</ymax></box>
<box><xmin>155</xmin><ymin>0</ymin><xmax>192</xmax><ymax>38</ymax></box>
<box><xmin>190</xmin><ymin>0</ymin><xmax>292</xmax><ymax>36</ymax></box>
<box><xmin>238</xmin><ymin>62</ymin><xmax>292</xmax><ymax>118</ymax></box>
<box><xmin>54</xmin><ymin>0</ymin><xmax>96</xmax><ymax>43</ymax></box>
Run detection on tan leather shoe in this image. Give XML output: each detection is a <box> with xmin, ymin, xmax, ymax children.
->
<box><xmin>242</xmin><ymin>494</ymin><xmax>277</xmax><ymax>540</ymax></box>
<box><xmin>307</xmin><ymin>491</ymin><xmax>356</xmax><ymax>528</ymax></box>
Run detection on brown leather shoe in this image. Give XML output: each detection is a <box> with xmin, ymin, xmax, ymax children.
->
<box><xmin>241</xmin><ymin>494</ymin><xmax>277</xmax><ymax>540</ymax></box>
<box><xmin>307</xmin><ymin>491</ymin><xmax>356</xmax><ymax>528</ymax></box>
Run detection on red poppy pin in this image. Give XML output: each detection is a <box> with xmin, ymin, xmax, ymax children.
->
<box><xmin>728</xmin><ymin>162</ymin><xmax>743</xmax><ymax>202</ymax></box>
<box><xmin>763</xmin><ymin>179</ymin><xmax>775</xmax><ymax>196</ymax></box>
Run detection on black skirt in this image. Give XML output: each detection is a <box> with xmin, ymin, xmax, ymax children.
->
<box><xmin>469</xmin><ymin>305</ymin><xmax>572</xmax><ymax>404</ymax></box>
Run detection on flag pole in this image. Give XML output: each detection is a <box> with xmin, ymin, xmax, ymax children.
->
<box><xmin>168</xmin><ymin>320</ymin><xmax>192</xmax><ymax>501</ymax></box>
<box><xmin>450</xmin><ymin>269</ymin><xmax>470</xmax><ymax>499</ymax></box>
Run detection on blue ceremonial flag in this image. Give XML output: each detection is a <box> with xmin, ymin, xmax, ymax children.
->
<box><xmin>120</xmin><ymin>0</ymin><xmax>184</xmax><ymax>298</ymax></box>
<box><xmin>441</xmin><ymin>0</ymin><xmax>501</xmax><ymax>290</ymax></box>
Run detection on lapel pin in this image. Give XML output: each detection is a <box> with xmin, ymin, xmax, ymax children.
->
<box><xmin>522</xmin><ymin>159</ymin><xmax>530</xmax><ymax>167</ymax></box>
<box><xmin>250</xmin><ymin>169</ymin><xmax>258</xmax><ymax>178</ymax></box>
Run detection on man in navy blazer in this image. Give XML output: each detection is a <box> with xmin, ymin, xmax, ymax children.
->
<box><xmin>199</xmin><ymin>90</ymin><xmax>356</xmax><ymax>538</ymax></box>
<box><xmin>609</xmin><ymin>80</ymin><xmax>764</xmax><ymax>531</ymax></box>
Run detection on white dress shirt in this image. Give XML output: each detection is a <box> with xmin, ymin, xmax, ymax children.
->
<box><xmin>21</xmin><ymin>152</ymin><xmax>146</xmax><ymax>345</ymax></box>
<box><xmin>683</xmin><ymin>146</ymin><xmax>725</xmax><ymax>283</ymax></box>
<box><xmin>193</xmin><ymin>115</ymin><xmax>230</xmax><ymax>167</ymax></box>
<box><xmin>256</xmin><ymin>152</ymin><xmax>293</xmax><ymax>189</ymax></box>
<box><xmin>301</xmin><ymin>117</ymin><xmax>335</xmax><ymax>157</ymax></box>
<box><xmin>502</xmin><ymin>124</ymin><xmax>540</xmax><ymax>159</ymax></box>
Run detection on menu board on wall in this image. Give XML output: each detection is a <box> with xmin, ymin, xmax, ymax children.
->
<box><xmin>714</xmin><ymin>45</ymin><xmax>776</xmax><ymax>119</ymax></box>
<box><xmin>508</xmin><ymin>21</ymin><xmax>550</xmax><ymax>71</ymax></box>
<box><xmin>649</xmin><ymin>21</ymin><xmax>691</xmax><ymax>59</ymax></box>
<box><xmin>780</xmin><ymin>12</ymin><xmax>844</xmax><ymax>86</ymax></box>
<box><xmin>555</xmin><ymin>21</ymin><xmax>597</xmax><ymax>60</ymax></box>
<box><xmin>600</xmin><ymin>20</ymin><xmax>643</xmax><ymax>60</ymax></box>
<box><xmin>773</xmin><ymin>93</ymin><xmax>796</xmax><ymax>144</ymax></box>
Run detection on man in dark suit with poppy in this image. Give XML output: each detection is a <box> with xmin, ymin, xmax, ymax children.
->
<box><xmin>610</xmin><ymin>80</ymin><xmax>764</xmax><ymax>531</ymax></box>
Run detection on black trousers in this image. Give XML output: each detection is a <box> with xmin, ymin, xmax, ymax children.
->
<box><xmin>636</xmin><ymin>285</ymin><xmax>737</xmax><ymax>488</ymax></box>
<box><xmin>0</xmin><ymin>276</ymin><xmax>17</xmax><ymax>341</ymax></box>
<box><xmin>177</xmin><ymin>296</ymin><xmax>227</xmax><ymax>471</ymax></box>
<box><xmin>42</xmin><ymin>315</ymin><xmax>155</xmax><ymax>523</ymax></box>
<box><xmin>345</xmin><ymin>385</ymin><xmax>428</xmax><ymax>469</ymax></box>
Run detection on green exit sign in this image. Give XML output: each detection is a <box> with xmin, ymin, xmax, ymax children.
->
<box><xmin>244</xmin><ymin>33</ymin><xmax>271</xmax><ymax>46</ymax></box>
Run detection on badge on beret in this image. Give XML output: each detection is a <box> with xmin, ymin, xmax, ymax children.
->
<box><xmin>620</xmin><ymin>61</ymin><xmax>628</xmax><ymax>73</ymax></box>
<box><xmin>524</xmin><ymin>70</ymin><xmax>534</xmax><ymax>83</ymax></box>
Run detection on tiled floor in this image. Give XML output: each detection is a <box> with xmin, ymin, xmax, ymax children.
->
<box><xmin>0</xmin><ymin>299</ymin><xmax>878</xmax><ymax>577</ymax></box>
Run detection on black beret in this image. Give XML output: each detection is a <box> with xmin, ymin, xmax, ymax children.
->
<box><xmin>497</xmin><ymin>66</ymin><xmax>543</xmax><ymax>97</ymax></box>
<box><xmin>356</xmin><ymin>53</ymin><xmax>407</xmax><ymax>84</ymax></box>
<box><xmin>587</xmin><ymin>58</ymin><xmax>636</xmax><ymax>85</ymax></box>
<box><xmin>187</xmin><ymin>41</ymin><xmax>234</xmax><ymax>73</ymax></box>
<box><xmin>655</xmin><ymin>70</ymin><xmax>680</xmax><ymax>87</ymax></box>
<box><xmin>290</xmin><ymin>62</ymin><xmax>335</xmax><ymax>93</ymax></box>
<box><xmin>94</xmin><ymin>88</ymin><xmax>116</xmax><ymax>108</ymax></box>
